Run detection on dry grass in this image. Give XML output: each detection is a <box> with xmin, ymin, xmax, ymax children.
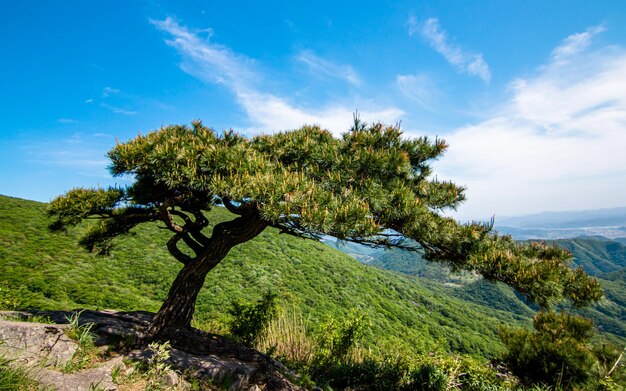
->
<box><xmin>256</xmin><ymin>307</ymin><xmax>317</xmax><ymax>365</ymax></box>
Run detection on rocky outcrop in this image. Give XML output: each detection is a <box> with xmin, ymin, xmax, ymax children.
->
<box><xmin>0</xmin><ymin>318</ymin><xmax>77</xmax><ymax>367</ymax></box>
<box><xmin>0</xmin><ymin>310</ymin><xmax>304</xmax><ymax>391</ymax></box>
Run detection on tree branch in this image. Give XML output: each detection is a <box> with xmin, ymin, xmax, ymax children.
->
<box><xmin>159</xmin><ymin>205</ymin><xmax>184</xmax><ymax>233</ymax></box>
<box><xmin>180</xmin><ymin>232</ymin><xmax>204</xmax><ymax>256</ymax></box>
<box><xmin>166</xmin><ymin>234</ymin><xmax>193</xmax><ymax>265</ymax></box>
<box><xmin>221</xmin><ymin>197</ymin><xmax>247</xmax><ymax>215</ymax></box>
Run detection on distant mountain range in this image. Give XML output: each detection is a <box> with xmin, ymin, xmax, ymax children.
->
<box><xmin>494</xmin><ymin>207</ymin><xmax>626</xmax><ymax>240</ymax></box>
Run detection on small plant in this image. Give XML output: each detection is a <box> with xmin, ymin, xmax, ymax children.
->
<box><xmin>257</xmin><ymin>306</ymin><xmax>316</xmax><ymax>366</ymax></box>
<box><xmin>146</xmin><ymin>340</ymin><xmax>173</xmax><ymax>391</ymax></box>
<box><xmin>63</xmin><ymin>310</ymin><xmax>98</xmax><ymax>372</ymax></box>
<box><xmin>228</xmin><ymin>291</ymin><xmax>278</xmax><ymax>347</ymax></box>
<box><xmin>407</xmin><ymin>362</ymin><xmax>449</xmax><ymax>391</ymax></box>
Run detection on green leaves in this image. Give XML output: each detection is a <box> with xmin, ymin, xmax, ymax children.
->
<box><xmin>48</xmin><ymin>187</ymin><xmax>126</xmax><ymax>230</ymax></box>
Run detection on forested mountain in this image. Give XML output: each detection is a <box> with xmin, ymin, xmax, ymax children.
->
<box><xmin>0</xmin><ymin>195</ymin><xmax>531</xmax><ymax>358</ymax></box>
<box><xmin>332</xmin><ymin>234</ymin><xmax>626</xmax><ymax>344</ymax></box>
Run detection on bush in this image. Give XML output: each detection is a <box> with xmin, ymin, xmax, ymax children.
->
<box><xmin>315</xmin><ymin>310</ymin><xmax>370</xmax><ymax>363</ymax></box>
<box><xmin>407</xmin><ymin>362</ymin><xmax>448</xmax><ymax>391</ymax></box>
<box><xmin>228</xmin><ymin>292</ymin><xmax>278</xmax><ymax>347</ymax></box>
<box><xmin>500</xmin><ymin>311</ymin><xmax>596</xmax><ymax>389</ymax></box>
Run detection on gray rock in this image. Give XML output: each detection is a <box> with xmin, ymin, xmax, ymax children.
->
<box><xmin>1</xmin><ymin>310</ymin><xmax>305</xmax><ymax>391</ymax></box>
<box><xmin>0</xmin><ymin>319</ymin><xmax>77</xmax><ymax>367</ymax></box>
<box><xmin>34</xmin><ymin>356</ymin><xmax>125</xmax><ymax>391</ymax></box>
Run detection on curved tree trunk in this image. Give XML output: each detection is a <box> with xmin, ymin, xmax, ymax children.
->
<box><xmin>146</xmin><ymin>211</ymin><xmax>268</xmax><ymax>338</ymax></box>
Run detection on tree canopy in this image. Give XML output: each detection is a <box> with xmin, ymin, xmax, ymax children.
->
<box><xmin>48</xmin><ymin>118</ymin><xmax>603</xmax><ymax>335</ymax></box>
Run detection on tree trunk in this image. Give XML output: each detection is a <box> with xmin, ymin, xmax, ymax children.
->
<box><xmin>146</xmin><ymin>211</ymin><xmax>268</xmax><ymax>338</ymax></box>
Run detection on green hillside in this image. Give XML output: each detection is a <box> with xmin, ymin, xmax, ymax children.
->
<box><xmin>556</xmin><ymin>237</ymin><xmax>626</xmax><ymax>275</ymax></box>
<box><xmin>0</xmin><ymin>195</ymin><xmax>530</xmax><ymax>358</ymax></box>
<box><xmin>354</xmin><ymin>233</ymin><xmax>626</xmax><ymax>344</ymax></box>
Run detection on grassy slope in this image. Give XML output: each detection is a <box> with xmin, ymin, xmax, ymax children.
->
<box><xmin>0</xmin><ymin>195</ymin><xmax>532</xmax><ymax>358</ymax></box>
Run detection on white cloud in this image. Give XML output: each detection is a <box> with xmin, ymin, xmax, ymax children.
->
<box><xmin>436</xmin><ymin>26</ymin><xmax>626</xmax><ymax>219</ymax></box>
<box><xmin>297</xmin><ymin>50</ymin><xmax>361</xmax><ymax>86</ymax></box>
<box><xmin>551</xmin><ymin>25</ymin><xmax>604</xmax><ymax>63</ymax></box>
<box><xmin>57</xmin><ymin>118</ymin><xmax>79</xmax><ymax>124</ymax></box>
<box><xmin>100</xmin><ymin>103</ymin><xmax>137</xmax><ymax>116</ymax></box>
<box><xmin>22</xmin><ymin>135</ymin><xmax>111</xmax><ymax>174</ymax></box>
<box><xmin>409</xmin><ymin>16</ymin><xmax>491</xmax><ymax>82</ymax></box>
<box><xmin>396</xmin><ymin>73</ymin><xmax>438</xmax><ymax>108</ymax></box>
<box><xmin>102</xmin><ymin>87</ymin><xmax>120</xmax><ymax>97</ymax></box>
<box><xmin>152</xmin><ymin>17</ymin><xmax>403</xmax><ymax>134</ymax></box>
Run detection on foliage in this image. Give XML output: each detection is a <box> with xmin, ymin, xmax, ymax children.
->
<box><xmin>146</xmin><ymin>341</ymin><xmax>173</xmax><ymax>391</ymax></box>
<box><xmin>306</xmin><ymin>350</ymin><xmax>517</xmax><ymax>391</ymax></box>
<box><xmin>500</xmin><ymin>311</ymin><xmax>597</xmax><ymax>389</ymax></box>
<box><xmin>228</xmin><ymin>291</ymin><xmax>278</xmax><ymax>347</ymax></box>
<box><xmin>315</xmin><ymin>310</ymin><xmax>370</xmax><ymax>362</ymax></box>
<box><xmin>345</xmin><ymin>234</ymin><xmax>626</xmax><ymax>342</ymax></box>
<box><xmin>0</xmin><ymin>281</ymin><xmax>39</xmax><ymax>311</ymax></box>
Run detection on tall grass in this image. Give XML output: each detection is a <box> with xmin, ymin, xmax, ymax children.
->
<box><xmin>257</xmin><ymin>307</ymin><xmax>317</xmax><ymax>365</ymax></box>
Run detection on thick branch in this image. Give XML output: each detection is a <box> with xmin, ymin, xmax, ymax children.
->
<box><xmin>180</xmin><ymin>232</ymin><xmax>204</xmax><ymax>256</ymax></box>
<box><xmin>166</xmin><ymin>234</ymin><xmax>193</xmax><ymax>265</ymax></box>
<box><xmin>221</xmin><ymin>197</ymin><xmax>248</xmax><ymax>215</ymax></box>
<box><xmin>169</xmin><ymin>209</ymin><xmax>194</xmax><ymax>226</ymax></box>
<box><xmin>188</xmin><ymin>229</ymin><xmax>210</xmax><ymax>246</ymax></box>
<box><xmin>159</xmin><ymin>205</ymin><xmax>184</xmax><ymax>233</ymax></box>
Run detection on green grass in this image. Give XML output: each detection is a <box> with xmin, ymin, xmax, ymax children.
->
<box><xmin>0</xmin><ymin>356</ymin><xmax>41</xmax><ymax>391</ymax></box>
<box><xmin>0</xmin><ymin>194</ymin><xmax>537</xmax><ymax>358</ymax></box>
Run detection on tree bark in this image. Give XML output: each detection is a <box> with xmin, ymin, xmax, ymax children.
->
<box><xmin>146</xmin><ymin>210</ymin><xmax>268</xmax><ymax>338</ymax></box>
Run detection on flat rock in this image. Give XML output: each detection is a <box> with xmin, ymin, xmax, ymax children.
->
<box><xmin>0</xmin><ymin>319</ymin><xmax>77</xmax><ymax>367</ymax></box>
<box><xmin>34</xmin><ymin>356</ymin><xmax>125</xmax><ymax>391</ymax></box>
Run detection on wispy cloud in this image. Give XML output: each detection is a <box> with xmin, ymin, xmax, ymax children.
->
<box><xmin>152</xmin><ymin>17</ymin><xmax>402</xmax><ymax>133</ymax></box>
<box><xmin>396</xmin><ymin>73</ymin><xmax>438</xmax><ymax>108</ymax></box>
<box><xmin>436</xmin><ymin>25</ymin><xmax>626</xmax><ymax>219</ymax></box>
<box><xmin>102</xmin><ymin>87</ymin><xmax>120</xmax><ymax>97</ymax></box>
<box><xmin>297</xmin><ymin>50</ymin><xmax>361</xmax><ymax>86</ymax></box>
<box><xmin>22</xmin><ymin>134</ymin><xmax>111</xmax><ymax>176</ymax></box>
<box><xmin>57</xmin><ymin>118</ymin><xmax>79</xmax><ymax>124</ymax></box>
<box><xmin>100</xmin><ymin>102</ymin><xmax>137</xmax><ymax>116</ymax></box>
<box><xmin>551</xmin><ymin>25</ymin><xmax>605</xmax><ymax>63</ymax></box>
<box><xmin>409</xmin><ymin>16</ymin><xmax>491</xmax><ymax>82</ymax></box>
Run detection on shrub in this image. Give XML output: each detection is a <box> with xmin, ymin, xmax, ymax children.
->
<box><xmin>407</xmin><ymin>362</ymin><xmax>448</xmax><ymax>391</ymax></box>
<box><xmin>228</xmin><ymin>292</ymin><xmax>278</xmax><ymax>347</ymax></box>
<box><xmin>500</xmin><ymin>311</ymin><xmax>596</xmax><ymax>389</ymax></box>
<box><xmin>63</xmin><ymin>310</ymin><xmax>97</xmax><ymax>372</ymax></box>
<box><xmin>315</xmin><ymin>310</ymin><xmax>370</xmax><ymax>363</ymax></box>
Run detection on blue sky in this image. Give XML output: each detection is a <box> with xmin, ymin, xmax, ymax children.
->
<box><xmin>2</xmin><ymin>1</ymin><xmax>626</xmax><ymax>220</ymax></box>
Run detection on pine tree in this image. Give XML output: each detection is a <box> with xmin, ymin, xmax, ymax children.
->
<box><xmin>48</xmin><ymin>117</ymin><xmax>603</xmax><ymax>338</ymax></box>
